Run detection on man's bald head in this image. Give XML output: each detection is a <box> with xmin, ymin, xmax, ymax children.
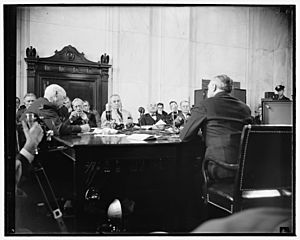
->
<box><xmin>44</xmin><ymin>84</ymin><xmax>66</xmax><ymax>107</ymax></box>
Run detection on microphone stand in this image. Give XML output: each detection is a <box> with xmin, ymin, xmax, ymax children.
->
<box><xmin>139</xmin><ymin>113</ymin><xmax>143</xmax><ymax>130</ymax></box>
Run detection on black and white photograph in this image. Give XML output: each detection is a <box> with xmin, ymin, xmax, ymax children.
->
<box><xmin>3</xmin><ymin>2</ymin><xmax>295</xmax><ymax>237</ymax></box>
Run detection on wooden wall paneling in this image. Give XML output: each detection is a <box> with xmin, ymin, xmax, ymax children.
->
<box><xmin>25</xmin><ymin>45</ymin><xmax>111</xmax><ymax>115</ymax></box>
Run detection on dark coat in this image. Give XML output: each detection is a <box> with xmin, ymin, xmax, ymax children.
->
<box><xmin>57</xmin><ymin>105</ymin><xmax>70</xmax><ymax>122</ymax></box>
<box><xmin>70</xmin><ymin>111</ymin><xmax>97</xmax><ymax>127</ymax></box>
<box><xmin>274</xmin><ymin>95</ymin><xmax>290</xmax><ymax>101</ymax></box>
<box><xmin>140</xmin><ymin>113</ymin><xmax>164</xmax><ymax>126</ymax></box>
<box><xmin>175</xmin><ymin>112</ymin><xmax>191</xmax><ymax>128</ymax></box>
<box><xmin>166</xmin><ymin>110</ymin><xmax>182</xmax><ymax>125</ymax></box>
<box><xmin>20</xmin><ymin>97</ymin><xmax>81</xmax><ymax>136</ymax></box>
<box><xmin>180</xmin><ymin>92</ymin><xmax>252</xmax><ymax>180</ymax></box>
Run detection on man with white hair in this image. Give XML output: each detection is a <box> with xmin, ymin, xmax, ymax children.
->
<box><xmin>180</xmin><ymin>75</ymin><xmax>252</xmax><ymax>180</ymax></box>
<box><xmin>101</xmin><ymin>94</ymin><xmax>133</xmax><ymax>128</ymax></box>
<box><xmin>21</xmin><ymin>84</ymin><xmax>90</xmax><ymax>135</ymax></box>
<box><xmin>69</xmin><ymin>98</ymin><xmax>97</xmax><ymax>127</ymax></box>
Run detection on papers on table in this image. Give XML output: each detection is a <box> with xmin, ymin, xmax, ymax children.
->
<box><xmin>140</xmin><ymin>125</ymin><xmax>154</xmax><ymax>130</ymax></box>
<box><xmin>155</xmin><ymin>119</ymin><xmax>166</xmax><ymax>125</ymax></box>
<box><xmin>91</xmin><ymin>128</ymin><xmax>118</xmax><ymax>134</ymax></box>
<box><xmin>127</xmin><ymin>134</ymin><xmax>157</xmax><ymax>141</ymax></box>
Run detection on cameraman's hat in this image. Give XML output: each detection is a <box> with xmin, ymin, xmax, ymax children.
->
<box><xmin>275</xmin><ymin>85</ymin><xmax>285</xmax><ymax>91</ymax></box>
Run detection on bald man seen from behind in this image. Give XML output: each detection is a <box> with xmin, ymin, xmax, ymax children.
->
<box><xmin>21</xmin><ymin>84</ymin><xmax>90</xmax><ymax>135</ymax></box>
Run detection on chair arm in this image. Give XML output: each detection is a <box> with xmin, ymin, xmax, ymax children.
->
<box><xmin>204</xmin><ymin>158</ymin><xmax>239</xmax><ymax>171</ymax></box>
<box><xmin>201</xmin><ymin>158</ymin><xmax>239</xmax><ymax>204</ymax></box>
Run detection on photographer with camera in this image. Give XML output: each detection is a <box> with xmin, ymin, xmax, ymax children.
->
<box><xmin>20</xmin><ymin>84</ymin><xmax>90</xmax><ymax>136</ymax></box>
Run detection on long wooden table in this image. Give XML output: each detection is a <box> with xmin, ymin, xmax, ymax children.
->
<box><xmin>52</xmin><ymin>129</ymin><xmax>204</xmax><ymax>233</ymax></box>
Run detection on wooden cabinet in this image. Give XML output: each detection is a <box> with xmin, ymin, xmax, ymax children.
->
<box><xmin>25</xmin><ymin>45</ymin><xmax>111</xmax><ymax>114</ymax></box>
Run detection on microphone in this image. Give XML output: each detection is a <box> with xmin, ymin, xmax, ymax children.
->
<box><xmin>138</xmin><ymin>107</ymin><xmax>145</xmax><ymax>128</ymax></box>
<box><xmin>106</xmin><ymin>103</ymin><xmax>112</xmax><ymax>121</ymax></box>
<box><xmin>138</xmin><ymin>107</ymin><xmax>145</xmax><ymax>115</ymax></box>
<box><xmin>172</xmin><ymin>111</ymin><xmax>178</xmax><ymax>120</ymax></box>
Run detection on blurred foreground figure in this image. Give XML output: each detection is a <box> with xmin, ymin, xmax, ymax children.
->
<box><xmin>15</xmin><ymin>121</ymin><xmax>44</xmax><ymax>233</ymax></box>
<box><xmin>193</xmin><ymin>207</ymin><xmax>292</xmax><ymax>233</ymax></box>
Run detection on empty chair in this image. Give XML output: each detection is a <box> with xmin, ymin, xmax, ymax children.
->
<box><xmin>202</xmin><ymin>124</ymin><xmax>293</xmax><ymax>214</ymax></box>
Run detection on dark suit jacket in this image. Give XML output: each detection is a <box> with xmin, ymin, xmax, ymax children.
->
<box><xmin>71</xmin><ymin>111</ymin><xmax>97</xmax><ymax>127</ymax></box>
<box><xmin>20</xmin><ymin>97</ymin><xmax>81</xmax><ymax>136</ymax></box>
<box><xmin>180</xmin><ymin>92</ymin><xmax>252</xmax><ymax>179</ymax></box>
<box><xmin>166</xmin><ymin>110</ymin><xmax>182</xmax><ymax>125</ymax></box>
<box><xmin>57</xmin><ymin>105</ymin><xmax>70</xmax><ymax>122</ymax></box>
<box><xmin>175</xmin><ymin>112</ymin><xmax>191</xmax><ymax>127</ymax></box>
<box><xmin>140</xmin><ymin>113</ymin><xmax>164</xmax><ymax>125</ymax></box>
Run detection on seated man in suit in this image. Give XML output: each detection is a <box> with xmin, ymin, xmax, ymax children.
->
<box><xmin>174</xmin><ymin>100</ymin><xmax>191</xmax><ymax>128</ymax></box>
<box><xmin>57</xmin><ymin>96</ymin><xmax>73</xmax><ymax>122</ymax></box>
<box><xmin>140</xmin><ymin>102</ymin><xmax>165</xmax><ymax>126</ymax></box>
<box><xmin>20</xmin><ymin>84</ymin><xmax>90</xmax><ymax>136</ymax></box>
<box><xmin>63</xmin><ymin>97</ymin><xmax>73</xmax><ymax>114</ymax></box>
<box><xmin>180</xmin><ymin>74</ymin><xmax>252</xmax><ymax>180</ymax></box>
<box><xmin>83</xmin><ymin>100</ymin><xmax>101</xmax><ymax>128</ymax></box>
<box><xmin>69</xmin><ymin>98</ymin><xmax>97</xmax><ymax>127</ymax></box>
<box><xmin>101</xmin><ymin>94</ymin><xmax>133</xmax><ymax>128</ymax></box>
<box><xmin>166</xmin><ymin>100</ymin><xmax>182</xmax><ymax>125</ymax></box>
<box><xmin>157</xmin><ymin>102</ymin><xmax>168</xmax><ymax>119</ymax></box>
<box><xmin>16</xmin><ymin>93</ymin><xmax>37</xmax><ymax>123</ymax></box>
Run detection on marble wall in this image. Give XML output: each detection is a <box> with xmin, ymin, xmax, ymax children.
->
<box><xmin>16</xmin><ymin>6</ymin><xmax>293</xmax><ymax>120</ymax></box>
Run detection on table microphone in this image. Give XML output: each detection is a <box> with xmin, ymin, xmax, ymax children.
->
<box><xmin>138</xmin><ymin>107</ymin><xmax>145</xmax><ymax>127</ymax></box>
<box><xmin>138</xmin><ymin>107</ymin><xmax>145</xmax><ymax>115</ymax></box>
<box><xmin>172</xmin><ymin>111</ymin><xmax>178</xmax><ymax>120</ymax></box>
<box><xmin>106</xmin><ymin>103</ymin><xmax>112</xmax><ymax>121</ymax></box>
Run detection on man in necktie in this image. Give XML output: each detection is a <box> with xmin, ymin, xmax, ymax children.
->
<box><xmin>174</xmin><ymin>100</ymin><xmax>191</xmax><ymax>128</ymax></box>
<box><xmin>139</xmin><ymin>102</ymin><xmax>164</xmax><ymax>126</ymax></box>
<box><xmin>100</xmin><ymin>94</ymin><xmax>132</xmax><ymax>128</ymax></box>
<box><xmin>166</xmin><ymin>100</ymin><xmax>182</xmax><ymax>125</ymax></box>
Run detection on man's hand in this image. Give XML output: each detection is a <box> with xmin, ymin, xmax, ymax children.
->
<box><xmin>69</xmin><ymin>111</ymin><xmax>79</xmax><ymax>122</ymax></box>
<box><xmin>80</xmin><ymin>124</ymin><xmax>90</xmax><ymax>133</ymax></box>
<box><xmin>22</xmin><ymin>121</ymin><xmax>44</xmax><ymax>155</ymax></box>
<box><xmin>174</xmin><ymin>116</ymin><xmax>183</xmax><ymax>124</ymax></box>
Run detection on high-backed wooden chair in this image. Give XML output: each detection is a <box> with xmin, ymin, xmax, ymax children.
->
<box><xmin>202</xmin><ymin>125</ymin><xmax>292</xmax><ymax>214</ymax></box>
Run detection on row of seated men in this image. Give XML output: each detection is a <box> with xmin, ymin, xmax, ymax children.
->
<box><xmin>16</xmin><ymin>93</ymin><xmax>192</xmax><ymax>131</ymax></box>
<box><xmin>15</xmin><ymin>74</ymin><xmax>291</xmax><ymax>233</ymax></box>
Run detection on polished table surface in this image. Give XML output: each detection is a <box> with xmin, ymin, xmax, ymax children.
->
<box><xmin>54</xmin><ymin>128</ymin><xmax>182</xmax><ymax>147</ymax></box>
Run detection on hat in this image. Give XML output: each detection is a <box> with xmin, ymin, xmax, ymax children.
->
<box><xmin>275</xmin><ymin>85</ymin><xmax>285</xmax><ymax>91</ymax></box>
